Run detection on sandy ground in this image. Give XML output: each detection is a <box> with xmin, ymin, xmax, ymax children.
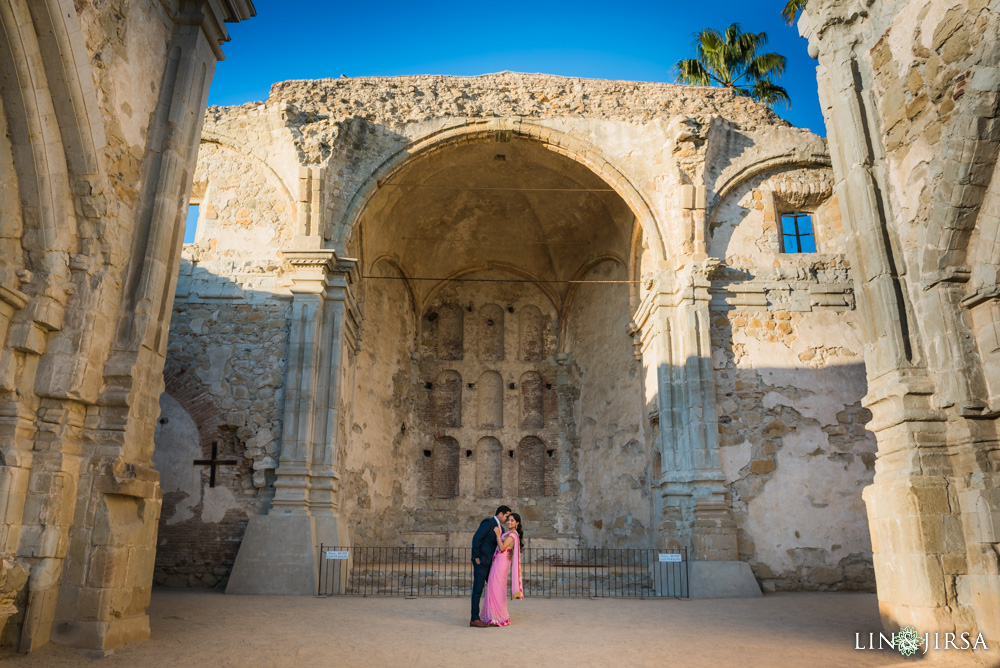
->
<box><xmin>1</xmin><ymin>590</ymin><xmax>996</xmax><ymax>667</ymax></box>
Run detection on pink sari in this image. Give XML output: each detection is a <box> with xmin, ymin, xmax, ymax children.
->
<box><xmin>478</xmin><ymin>531</ymin><xmax>522</xmax><ymax>626</ymax></box>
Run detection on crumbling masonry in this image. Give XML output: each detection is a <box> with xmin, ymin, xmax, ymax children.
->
<box><xmin>0</xmin><ymin>0</ymin><xmax>997</xmax><ymax>657</ymax></box>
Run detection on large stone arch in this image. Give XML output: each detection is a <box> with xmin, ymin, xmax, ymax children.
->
<box><xmin>0</xmin><ymin>0</ymin><xmax>119</xmax><ymax>653</ymax></box>
<box><xmin>798</xmin><ymin>0</ymin><xmax>1000</xmax><ymax>648</ymax></box>
<box><xmin>706</xmin><ymin>157</ymin><xmax>834</xmax><ymax>231</ymax></box>
<box><xmin>199</xmin><ymin>130</ymin><xmax>296</xmax><ymax>206</ymax></box>
<box><xmin>335</xmin><ymin>119</ymin><xmax>669</xmax><ymax>266</ymax></box>
<box><xmin>189</xmin><ymin>135</ymin><xmax>298</xmax><ymax>266</ymax></box>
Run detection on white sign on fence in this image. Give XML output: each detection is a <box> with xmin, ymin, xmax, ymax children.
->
<box><xmin>325</xmin><ymin>550</ymin><xmax>349</xmax><ymax>560</ymax></box>
<box><xmin>658</xmin><ymin>553</ymin><xmax>683</xmax><ymax>563</ymax></box>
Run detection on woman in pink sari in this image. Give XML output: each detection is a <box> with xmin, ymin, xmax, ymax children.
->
<box><xmin>479</xmin><ymin>513</ymin><xmax>523</xmax><ymax>627</ymax></box>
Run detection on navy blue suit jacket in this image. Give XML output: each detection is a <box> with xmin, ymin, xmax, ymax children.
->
<box><xmin>471</xmin><ymin>516</ymin><xmax>501</xmax><ymax>567</ymax></box>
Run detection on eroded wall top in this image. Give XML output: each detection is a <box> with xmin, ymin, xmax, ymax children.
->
<box><xmin>265</xmin><ymin>72</ymin><xmax>791</xmax><ymax>129</ymax></box>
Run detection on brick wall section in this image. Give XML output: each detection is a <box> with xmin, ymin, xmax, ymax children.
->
<box><xmin>154</xmin><ymin>502</ymin><xmax>249</xmax><ymax>587</ymax></box>
<box><xmin>518</xmin><ymin>436</ymin><xmax>545</xmax><ymax>496</ymax></box>
<box><xmin>519</xmin><ymin>371</ymin><xmax>544</xmax><ymax>428</ymax></box>
<box><xmin>429</xmin><ymin>370</ymin><xmax>462</xmax><ymax>428</ymax></box>
<box><xmin>156</xmin><ymin>297</ymin><xmax>288</xmax><ymax>586</ymax></box>
<box><xmin>436</xmin><ymin>304</ymin><xmax>464</xmax><ymax>360</ymax></box>
<box><xmin>476</xmin><ymin>437</ymin><xmax>502</xmax><ymax>497</ymax></box>
<box><xmin>432</xmin><ymin>437</ymin><xmax>460</xmax><ymax>499</ymax></box>
<box><xmin>154</xmin><ymin>373</ymin><xmax>254</xmax><ymax>588</ymax></box>
<box><xmin>476</xmin><ymin>370</ymin><xmax>503</xmax><ymax>428</ymax></box>
<box><xmin>162</xmin><ymin>364</ymin><xmax>222</xmax><ymax>451</ymax></box>
<box><xmin>518</xmin><ymin>305</ymin><xmax>543</xmax><ymax>361</ymax></box>
<box><xmin>478</xmin><ymin>304</ymin><xmax>504</xmax><ymax>361</ymax></box>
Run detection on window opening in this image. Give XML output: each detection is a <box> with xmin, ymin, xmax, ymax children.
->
<box><xmin>781</xmin><ymin>213</ymin><xmax>816</xmax><ymax>253</ymax></box>
<box><xmin>183</xmin><ymin>203</ymin><xmax>200</xmax><ymax>244</ymax></box>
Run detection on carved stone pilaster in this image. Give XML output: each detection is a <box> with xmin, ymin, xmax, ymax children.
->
<box><xmin>227</xmin><ymin>248</ymin><xmax>357</xmax><ymax>595</ymax></box>
<box><xmin>636</xmin><ymin>260</ymin><xmax>758</xmax><ymax>596</ymax></box>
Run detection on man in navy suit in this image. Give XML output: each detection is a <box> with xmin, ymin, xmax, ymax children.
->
<box><xmin>469</xmin><ymin>505</ymin><xmax>512</xmax><ymax>627</ymax></box>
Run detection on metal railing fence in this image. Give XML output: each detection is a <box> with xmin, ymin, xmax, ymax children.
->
<box><xmin>317</xmin><ymin>545</ymin><xmax>687</xmax><ymax>598</ymax></box>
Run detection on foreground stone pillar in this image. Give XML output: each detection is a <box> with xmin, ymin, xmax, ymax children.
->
<box><xmin>638</xmin><ymin>261</ymin><xmax>760</xmax><ymax>598</ymax></box>
<box><xmin>0</xmin><ymin>0</ymin><xmax>254</xmax><ymax>653</ymax></box>
<box><xmin>800</xmin><ymin>0</ymin><xmax>1000</xmax><ymax>650</ymax></box>
<box><xmin>226</xmin><ymin>248</ymin><xmax>358</xmax><ymax>595</ymax></box>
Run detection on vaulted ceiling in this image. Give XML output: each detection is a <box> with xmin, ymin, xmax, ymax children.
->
<box><xmin>360</xmin><ymin>138</ymin><xmax>636</xmax><ymax>303</ymax></box>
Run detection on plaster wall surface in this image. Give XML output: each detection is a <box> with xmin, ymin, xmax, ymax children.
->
<box><xmin>160</xmin><ymin>72</ymin><xmax>874</xmax><ymax>597</ymax></box>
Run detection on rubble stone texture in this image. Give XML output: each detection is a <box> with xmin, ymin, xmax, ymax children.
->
<box><xmin>0</xmin><ymin>0</ymin><xmax>996</xmax><ymax>657</ymax></box>
<box><xmin>160</xmin><ymin>69</ymin><xmax>881</xmax><ymax>600</ymax></box>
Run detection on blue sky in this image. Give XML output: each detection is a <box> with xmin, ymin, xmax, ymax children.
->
<box><xmin>208</xmin><ymin>1</ymin><xmax>823</xmax><ymax>134</ymax></box>
<box><xmin>189</xmin><ymin>1</ymin><xmax>823</xmax><ymax>242</ymax></box>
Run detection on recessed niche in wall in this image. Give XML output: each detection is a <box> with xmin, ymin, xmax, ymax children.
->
<box><xmin>477</xmin><ymin>370</ymin><xmax>503</xmax><ymax>428</ymax></box>
<box><xmin>519</xmin><ymin>371</ymin><xmax>544</xmax><ymax>429</ymax></box>
<box><xmin>430</xmin><ymin>370</ymin><xmax>462</xmax><ymax>428</ymax></box>
<box><xmin>479</xmin><ymin>303</ymin><xmax>505</xmax><ymax>361</ymax></box>
<box><xmin>476</xmin><ymin>437</ymin><xmax>502</xmax><ymax>497</ymax></box>
<box><xmin>519</xmin><ymin>304</ymin><xmax>543</xmax><ymax>362</ymax></box>
<box><xmin>437</xmin><ymin>303</ymin><xmax>464</xmax><ymax>360</ymax></box>
<box><xmin>518</xmin><ymin>436</ymin><xmax>545</xmax><ymax>497</ymax></box>
<box><xmin>431</xmin><ymin>436</ymin><xmax>460</xmax><ymax>499</ymax></box>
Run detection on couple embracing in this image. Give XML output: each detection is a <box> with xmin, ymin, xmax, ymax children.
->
<box><xmin>469</xmin><ymin>505</ymin><xmax>524</xmax><ymax>627</ymax></box>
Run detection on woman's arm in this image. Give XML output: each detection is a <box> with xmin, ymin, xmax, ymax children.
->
<box><xmin>498</xmin><ymin>534</ymin><xmax>515</xmax><ymax>551</ymax></box>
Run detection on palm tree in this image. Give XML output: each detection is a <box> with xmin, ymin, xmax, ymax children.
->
<box><xmin>782</xmin><ymin>0</ymin><xmax>808</xmax><ymax>25</ymax></box>
<box><xmin>674</xmin><ymin>23</ymin><xmax>790</xmax><ymax>107</ymax></box>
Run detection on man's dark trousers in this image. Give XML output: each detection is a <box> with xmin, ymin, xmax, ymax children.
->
<box><xmin>470</xmin><ymin>559</ymin><xmax>491</xmax><ymax>622</ymax></box>
<box><xmin>470</xmin><ymin>516</ymin><xmax>499</xmax><ymax>622</ymax></box>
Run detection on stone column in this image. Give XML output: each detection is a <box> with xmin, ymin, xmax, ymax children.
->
<box><xmin>226</xmin><ymin>249</ymin><xmax>357</xmax><ymax>595</ymax></box>
<box><xmin>637</xmin><ymin>259</ymin><xmax>760</xmax><ymax>598</ymax></box>
<box><xmin>800</xmin><ymin>1</ymin><xmax>1000</xmax><ymax>644</ymax></box>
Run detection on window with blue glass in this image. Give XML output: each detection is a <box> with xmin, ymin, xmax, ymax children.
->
<box><xmin>781</xmin><ymin>213</ymin><xmax>816</xmax><ymax>253</ymax></box>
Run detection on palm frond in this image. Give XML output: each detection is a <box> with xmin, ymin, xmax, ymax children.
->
<box><xmin>750</xmin><ymin>80</ymin><xmax>791</xmax><ymax>108</ymax></box>
<box><xmin>673</xmin><ymin>22</ymin><xmax>793</xmax><ymax>108</ymax></box>
<box><xmin>781</xmin><ymin>0</ymin><xmax>808</xmax><ymax>25</ymax></box>
<box><xmin>733</xmin><ymin>31</ymin><xmax>767</xmax><ymax>70</ymax></box>
<box><xmin>746</xmin><ymin>52</ymin><xmax>788</xmax><ymax>83</ymax></box>
<box><xmin>674</xmin><ymin>59</ymin><xmax>713</xmax><ymax>86</ymax></box>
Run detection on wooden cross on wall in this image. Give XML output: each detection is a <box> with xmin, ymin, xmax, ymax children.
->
<box><xmin>193</xmin><ymin>441</ymin><xmax>238</xmax><ymax>488</ymax></box>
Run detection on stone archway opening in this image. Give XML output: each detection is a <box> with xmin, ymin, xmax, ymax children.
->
<box><xmin>342</xmin><ymin>137</ymin><xmax>653</xmax><ymax>548</ymax></box>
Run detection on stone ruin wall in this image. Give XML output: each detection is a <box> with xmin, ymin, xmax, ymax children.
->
<box><xmin>569</xmin><ymin>263</ymin><xmax>651</xmax><ymax>547</ymax></box>
<box><xmin>155</xmin><ymin>73</ymin><xmax>875</xmax><ymax>590</ymax></box>
<box><xmin>798</xmin><ymin>0</ymin><xmax>1000</xmax><ymax>642</ymax></box>
<box><xmin>0</xmin><ymin>0</ymin><xmax>254</xmax><ymax>651</ymax></box>
<box><xmin>152</xmin><ymin>140</ymin><xmax>293</xmax><ymax>587</ymax></box>
<box><xmin>709</xmin><ymin>166</ymin><xmax>877</xmax><ymax>591</ymax></box>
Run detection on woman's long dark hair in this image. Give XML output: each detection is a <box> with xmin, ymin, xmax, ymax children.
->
<box><xmin>509</xmin><ymin>512</ymin><xmax>524</xmax><ymax>551</ymax></box>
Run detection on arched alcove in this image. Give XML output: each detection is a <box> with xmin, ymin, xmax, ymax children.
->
<box><xmin>518</xmin><ymin>436</ymin><xmax>545</xmax><ymax>497</ymax></box>
<box><xmin>519</xmin><ymin>371</ymin><xmax>544</xmax><ymax>429</ymax></box>
<box><xmin>477</xmin><ymin>370</ymin><xmax>504</xmax><ymax>428</ymax></box>
<box><xmin>519</xmin><ymin>305</ymin><xmax>544</xmax><ymax>362</ymax></box>
<box><xmin>429</xmin><ymin>370</ymin><xmax>462</xmax><ymax>428</ymax></box>
<box><xmin>347</xmin><ymin>131</ymin><xmax>652</xmax><ymax>552</ymax></box>
<box><xmin>435</xmin><ymin>304</ymin><xmax>464</xmax><ymax>360</ymax></box>
<box><xmin>431</xmin><ymin>436</ymin><xmax>460</xmax><ymax>499</ymax></box>
<box><xmin>478</xmin><ymin>303</ymin><xmax>505</xmax><ymax>361</ymax></box>
<box><xmin>476</xmin><ymin>437</ymin><xmax>503</xmax><ymax>497</ymax></box>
